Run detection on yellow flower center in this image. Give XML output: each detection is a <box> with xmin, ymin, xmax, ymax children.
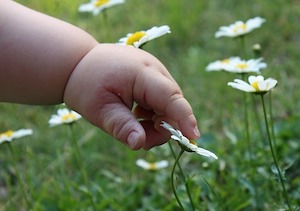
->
<box><xmin>62</xmin><ymin>113</ymin><xmax>77</xmax><ymax>121</ymax></box>
<box><xmin>0</xmin><ymin>130</ymin><xmax>13</xmax><ymax>138</ymax></box>
<box><xmin>94</xmin><ymin>0</ymin><xmax>109</xmax><ymax>7</ymax></box>
<box><xmin>236</xmin><ymin>63</ymin><xmax>248</xmax><ymax>69</ymax></box>
<box><xmin>148</xmin><ymin>163</ymin><xmax>157</xmax><ymax>170</ymax></box>
<box><xmin>189</xmin><ymin>140</ymin><xmax>197</xmax><ymax>146</ymax></box>
<box><xmin>126</xmin><ymin>31</ymin><xmax>146</xmax><ymax>45</ymax></box>
<box><xmin>251</xmin><ymin>81</ymin><xmax>260</xmax><ymax>91</ymax></box>
<box><xmin>221</xmin><ymin>59</ymin><xmax>230</xmax><ymax>64</ymax></box>
<box><xmin>233</xmin><ymin>23</ymin><xmax>247</xmax><ymax>33</ymax></box>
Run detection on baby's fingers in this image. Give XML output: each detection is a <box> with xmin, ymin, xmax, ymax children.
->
<box><xmin>134</xmin><ymin>70</ymin><xmax>200</xmax><ymax>140</ymax></box>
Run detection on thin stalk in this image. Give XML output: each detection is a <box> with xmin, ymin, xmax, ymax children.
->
<box><xmin>69</xmin><ymin>125</ymin><xmax>96</xmax><ymax>210</ymax></box>
<box><xmin>243</xmin><ymin>88</ymin><xmax>251</xmax><ymax>159</ymax></box>
<box><xmin>177</xmin><ymin>165</ymin><xmax>195</xmax><ymax>211</ymax></box>
<box><xmin>251</xmin><ymin>95</ymin><xmax>264</xmax><ymax>139</ymax></box>
<box><xmin>168</xmin><ymin>142</ymin><xmax>177</xmax><ymax>160</ymax></box>
<box><xmin>201</xmin><ymin>176</ymin><xmax>225</xmax><ymax>211</ymax></box>
<box><xmin>7</xmin><ymin>143</ymin><xmax>31</xmax><ymax>209</ymax></box>
<box><xmin>268</xmin><ymin>91</ymin><xmax>277</xmax><ymax>158</ymax></box>
<box><xmin>239</xmin><ymin>36</ymin><xmax>247</xmax><ymax>59</ymax></box>
<box><xmin>101</xmin><ymin>10</ymin><xmax>109</xmax><ymax>42</ymax></box>
<box><xmin>171</xmin><ymin>149</ymin><xmax>185</xmax><ymax>210</ymax></box>
<box><xmin>56</xmin><ymin>150</ymin><xmax>73</xmax><ymax>194</ymax></box>
<box><xmin>240</xmin><ymin>74</ymin><xmax>258</xmax><ymax>208</ymax></box>
<box><xmin>260</xmin><ymin>95</ymin><xmax>291</xmax><ymax>210</ymax></box>
<box><xmin>239</xmin><ymin>36</ymin><xmax>251</xmax><ymax>164</ymax></box>
<box><xmin>241</xmin><ymin>74</ymin><xmax>252</xmax><ymax>164</ymax></box>
<box><xmin>168</xmin><ymin>143</ymin><xmax>195</xmax><ymax>210</ymax></box>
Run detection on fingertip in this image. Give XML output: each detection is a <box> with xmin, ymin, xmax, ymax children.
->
<box><xmin>178</xmin><ymin>114</ymin><xmax>200</xmax><ymax>140</ymax></box>
<box><xmin>194</xmin><ymin>125</ymin><xmax>201</xmax><ymax>138</ymax></box>
<box><xmin>127</xmin><ymin>130</ymin><xmax>145</xmax><ymax>150</ymax></box>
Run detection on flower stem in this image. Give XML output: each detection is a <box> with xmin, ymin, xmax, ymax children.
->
<box><xmin>171</xmin><ymin>149</ymin><xmax>185</xmax><ymax>210</ymax></box>
<box><xmin>101</xmin><ymin>10</ymin><xmax>109</xmax><ymax>42</ymax></box>
<box><xmin>251</xmin><ymin>95</ymin><xmax>264</xmax><ymax>139</ymax></box>
<box><xmin>69</xmin><ymin>125</ymin><xmax>96</xmax><ymax>210</ymax></box>
<box><xmin>239</xmin><ymin>36</ymin><xmax>247</xmax><ymax>59</ymax></box>
<box><xmin>168</xmin><ymin>143</ymin><xmax>195</xmax><ymax>210</ymax></box>
<box><xmin>260</xmin><ymin>95</ymin><xmax>292</xmax><ymax>210</ymax></box>
<box><xmin>241</xmin><ymin>74</ymin><xmax>253</xmax><ymax>166</ymax></box>
<box><xmin>177</xmin><ymin>164</ymin><xmax>195</xmax><ymax>211</ymax></box>
<box><xmin>7</xmin><ymin>143</ymin><xmax>31</xmax><ymax>209</ymax></box>
<box><xmin>268</xmin><ymin>91</ymin><xmax>278</xmax><ymax>158</ymax></box>
<box><xmin>241</xmin><ymin>74</ymin><xmax>258</xmax><ymax>207</ymax></box>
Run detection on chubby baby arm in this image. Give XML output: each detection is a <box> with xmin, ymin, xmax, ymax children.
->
<box><xmin>63</xmin><ymin>44</ymin><xmax>200</xmax><ymax>150</ymax></box>
<box><xmin>0</xmin><ymin>1</ymin><xmax>200</xmax><ymax>150</ymax></box>
<box><xmin>0</xmin><ymin>0</ymin><xmax>98</xmax><ymax>104</ymax></box>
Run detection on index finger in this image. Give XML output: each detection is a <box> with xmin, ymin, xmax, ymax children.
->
<box><xmin>133</xmin><ymin>69</ymin><xmax>200</xmax><ymax>140</ymax></box>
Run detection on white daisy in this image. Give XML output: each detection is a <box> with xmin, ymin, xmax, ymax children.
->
<box><xmin>228</xmin><ymin>75</ymin><xmax>278</xmax><ymax>94</ymax></box>
<box><xmin>136</xmin><ymin>159</ymin><xmax>169</xmax><ymax>170</ymax></box>
<box><xmin>118</xmin><ymin>25</ymin><xmax>171</xmax><ymax>48</ymax></box>
<box><xmin>0</xmin><ymin>129</ymin><xmax>33</xmax><ymax>144</ymax></box>
<box><xmin>160</xmin><ymin>121</ymin><xmax>218</xmax><ymax>159</ymax></box>
<box><xmin>49</xmin><ymin>108</ymin><xmax>82</xmax><ymax>127</ymax></box>
<box><xmin>215</xmin><ymin>17</ymin><xmax>266</xmax><ymax>38</ymax></box>
<box><xmin>78</xmin><ymin>0</ymin><xmax>125</xmax><ymax>16</ymax></box>
<box><xmin>206</xmin><ymin>57</ymin><xmax>240</xmax><ymax>71</ymax></box>
<box><xmin>225</xmin><ymin>57</ymin><xmax>267</xmax><ymax>73</ymax></box>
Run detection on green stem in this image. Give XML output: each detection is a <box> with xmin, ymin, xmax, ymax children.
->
<box><xmin>251</xmin><ymin>95</ymin><xmax>264</xmax><ymax>139</ymax></box>
<box><xmin>171</xmin><ymin>149</ymin><xmax>185</xmax><ymax>210</ymax></box>
<box><xmin>239</xmin><ymin>36</ymin><xmax>247</xmax><ymax>59</ymax></box>
<box><xmin>56</xmin><ymin>150</ymin><xmax>72</xmax><ymax>194</ymax></box>
<box><xmin>168</xmin><ymin>143</ymin><xmax>195</xmax><ymax>210</ymax></box>
<box><xmin>201</xmin><ymin>176</ymin><xmax>225</xmax><ymax>211</ymax></box>
<box><xmin>101</xmin><ymin>10</ymin><xmax>109</xmax><ymax>42</ymax></box>
<box><xmin>69</xmin><ymin>125</ymin><xmax>96</xmax><ymax>210</ymax></box>
<box><xmin>241</xmin><ymin>74</ymin><xmax>258</xmax><ymax>207</ymax></box>
<box><xmin>177</xmin><ymin>164</ymin><xmax>195</xmax><ymax>211</ymax></box>
<box><xmin>260</xmin><ymin>95</ymin><xmax>291</xmax><ymax>210</ymax></box>
<box><xmin>7</xmin><ymin>143</ymin><xmax>31</xmax><ymax>209</ymax></box>
<box><xmin>168</xmin><ymin>142</ymin><xmax>176</xmax><ymax>159</ymax></box>
<box><xmin>268</xmin><ymin>91</ymin><xmax>277</xmax><ymax>158</ymax></box>
<box><xmin>241</xmin><ymin>74</ymin><xmax>252</xmax><ymax>164</ymax></box>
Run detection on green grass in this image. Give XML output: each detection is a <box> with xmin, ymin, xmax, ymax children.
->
<box><xmin>1</xmin><ymin>0</ymin><xmax>300</xmax><ymax>210</ymax></box>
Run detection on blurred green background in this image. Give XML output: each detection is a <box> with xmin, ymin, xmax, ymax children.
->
<box><xmin>1</xmin><ymin>0</ymin><xmax>299</xmax><ymax>210</ymax></box>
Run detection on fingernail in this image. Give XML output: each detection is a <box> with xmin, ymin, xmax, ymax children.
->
<box><xmin>194</xmin><ymin>126</ymin><xmax>200</xmax><ymax>137</ymax></box>
<box><xmin>127</xmin><ymin>131</ymin><xmax>139</xmax><ymax>149</ymax></box>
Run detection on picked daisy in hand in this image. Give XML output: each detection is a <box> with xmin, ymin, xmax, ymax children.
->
<box><xmin>78</xmin><ymin>0</ymin><xmax>125</xmax><ymax>16</ymax></box>
<box><xmin>215</xmin><ymin>17</ymin><xmax>266</xmax><ymax>38</ymax></box>
<box><xmin>225</xmin><ymin>57</ymin><xmax>267</xmax><ymax>74</ymax></box>
<box><xmin>136</xmin><ymin>159</ymin><xmax>169</xmax><ymax>170</ymax></box>
<box><xmin>118</xmin><ymin>25</ymin><xmax>171</xmax><ymax>48</ymax></box>
<box><xmin>0</xmin><ymin>129</ymin><xmax>33</xmax><ymax>144</ymax></box>
<box><xmin>49</xmin><ymin>108</ymin><xmax>82</xmax><ymax>127</ymax></box>
<box><xmin>227</xmin><ymin>75</ymin><xmax>278</xmax><ymax>94</ymax></box>
<box><xmin>160</xmin><ymin>121</ymin><xmax>218</xmax><ymax>159</ymax></box>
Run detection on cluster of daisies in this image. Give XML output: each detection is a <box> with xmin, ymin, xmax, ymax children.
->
<box><xmin>206</xmin><ymin>17</ymin><xmax>278</xmax><ymax>94</ymax></box>
<box><xmin>0</xmin><ymin>108</ymin><xmax>81</xmax><ymax>144</ymax></box>
<box><xmin>78</xmin><ymin>1</ymin><xmax>278</xmax><ymax>94</ymax></box>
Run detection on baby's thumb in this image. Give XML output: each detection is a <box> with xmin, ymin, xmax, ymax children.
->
<box><xmin>96</xmin><ymin>102</ymin><xmax>146</xmax><ymax>150</ymax></box>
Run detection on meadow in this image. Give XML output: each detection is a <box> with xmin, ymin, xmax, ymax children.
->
<box><xmin>1</xmin><ymin>0</ymin><xmax>300</xmax><ymax>210</ymax></box>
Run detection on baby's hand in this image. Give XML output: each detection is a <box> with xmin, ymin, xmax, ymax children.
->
<box><xmin>64</xmin><ymin>44</ymin><xmax>200</xmax><ymax>150</ymax></box>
